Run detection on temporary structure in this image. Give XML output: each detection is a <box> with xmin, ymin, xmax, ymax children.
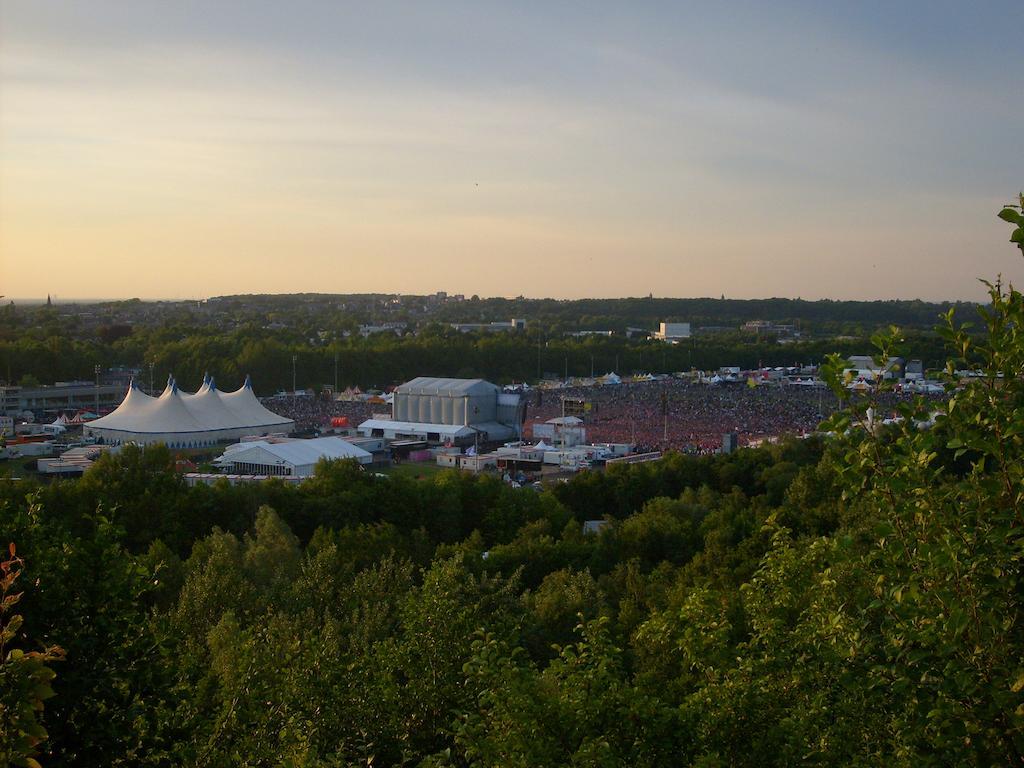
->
<box><xmin>215</xmin><ymin>436</ymin><xmax>373</xmax><ymax>476</ymax></box>
<box><xmin>84</xmin><ymin>375</ymin><xmax>294</xmax><ymax>448</ymax></box>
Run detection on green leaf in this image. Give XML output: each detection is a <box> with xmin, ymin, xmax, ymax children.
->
<box><xmin>997</xmin><ymin>207</ymin><xmax>1022</xmax><ymax>224</ymax></box>
<box><xmin>1012</xmin><ymin>671</ymin><xmax>1024</xmax><ymax>693</ymax></box>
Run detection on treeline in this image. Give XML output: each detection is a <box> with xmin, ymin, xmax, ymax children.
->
<box><xmin>0</xmin><ymin>325</ymin><xmax>951</xmax><ymax>394</ymax></box>
<box><xmin>202</xmin><ymin>293</ymin><xmax>972</xmax><ymax>333</ymax></box>
<box><xmin>428</xmin><ymin>295</ymin><xmax>974</xmax><ymax>333</ymax></box>
<box><xmin>2</xmin><ymin>271</ymin><xmax>1023</xmax><ymax>764</ymax></box>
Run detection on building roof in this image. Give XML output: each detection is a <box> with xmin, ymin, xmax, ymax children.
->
<box><xmin>395</xmin><ymin>377</ymin><xmax>498</xmax><ymax>397</ymax></box>
<box><xmin>224</xmin><ymin>436</ymin><xmax>371</xmax><ymax>466</ymax></box>
<box><xmin>547</xmin><ymin>416</ymin><xmax>584</xmax><ymax>425</ymax></box>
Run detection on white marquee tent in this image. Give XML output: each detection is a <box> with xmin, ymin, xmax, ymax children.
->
<box><xmin>215</xmin><ymin>436</ymin><xmax>373</xmax><ymax>476</ymax></box>
<box><xmin>84</xmin><ymin>375</ymin><xmax>294</xmax><ymax>448</ymax></box>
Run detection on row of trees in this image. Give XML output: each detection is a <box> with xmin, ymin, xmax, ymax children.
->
<box><xmin>0</xmin><ymin>326</ymin><xmax>952</xmax><ymax>394</ymax></box>
<box><xmin>3</xmin><ymin>293</ymin><xmax>968</xmax><ymax>339</ymax></box>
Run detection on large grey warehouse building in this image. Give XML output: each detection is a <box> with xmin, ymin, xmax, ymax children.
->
<box><xmin>357</xmin><ymin>377</ymin><xmax>523</xmax><ymax>444</ymax></box>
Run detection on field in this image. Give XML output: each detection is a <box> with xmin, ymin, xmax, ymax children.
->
<box><xmin>374</xmin><ymin>461</ymin><xmax>447</xmax><ymax>480</ymax></box>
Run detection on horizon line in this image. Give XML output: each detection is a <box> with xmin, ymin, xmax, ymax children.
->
<box><xmin>4</xmin><ymin>293</ymin><xmax>983</xmax><ymax>306</ymax></box>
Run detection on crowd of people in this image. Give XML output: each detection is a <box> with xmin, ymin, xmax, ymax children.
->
<box><xmin>526</xmin><ymin>379</ymin><xmax>927</xmax><ymax>453</ymax></box>
<box><xmin>262</xmin><ymin>379</ymin><xmax>938</xmax><ymax>454</ymax></box>
<box><xmin>260</xmin><ymin>394</ymin><xmax>378</xmax><ymax>433</ymax></box>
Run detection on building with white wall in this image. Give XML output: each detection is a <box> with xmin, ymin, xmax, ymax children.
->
<box><xmin>358</xmin><ymin>377</ymin><xmax>523</xmax><ymax>445</ymax></box>
<box><xmin>654</xmin><ymin>322</ymin><xmax>691</xmax><ymax>341</ymax></box>
<box><xmin>215</xmin><ymin>436</ymin><xmax>372</xmax><ymax>476</ymax></box>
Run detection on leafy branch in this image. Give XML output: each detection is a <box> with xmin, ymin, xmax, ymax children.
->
<box><xmin>0</xmin><ymin>543</ymin><xmax>65</xmax><ymax>768</ymax></box>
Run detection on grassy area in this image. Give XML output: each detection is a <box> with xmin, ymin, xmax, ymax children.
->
<box><xmin>375</xmin><ymin>461</ymin><xmax>447</xmax><ymax>480</ymax></box>
<box><xmin>0</xmin><ymin>455</ymin><xmax>43</xmax><ymax>479</ymax></box>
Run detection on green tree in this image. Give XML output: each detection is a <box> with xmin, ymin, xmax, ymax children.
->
<box><xmin>0</xmin><ymin>544</ymin><xmax>65</xmax><ymax>768</ymax></box>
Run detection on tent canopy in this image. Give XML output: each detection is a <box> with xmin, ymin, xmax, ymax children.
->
<box><xmin>85</xmin><ymin>376</ymin><xmax>294</xmax><ymax>444</ymax></box>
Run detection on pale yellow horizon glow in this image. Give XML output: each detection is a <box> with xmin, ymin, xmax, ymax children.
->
<box><xmin>2</xmin><ymin>3</ymin><xmax>1020</xmax><ymax>303</ymax></box>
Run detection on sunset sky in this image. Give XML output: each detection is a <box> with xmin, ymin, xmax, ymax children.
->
<box><xmin>1</xmin><ymin>1</ymin><xmax>1021</xmax><ymax>302</ymax></box>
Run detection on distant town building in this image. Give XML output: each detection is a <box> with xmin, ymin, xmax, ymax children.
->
<box><xmin>358</xmin><ymin>323</ymin><xmax>404</xmax><ymax>337</ymax></box>
<box><xmin>653</xmin><ymin>322</ymin><xmax>691</xmax><ymax>341</ymax></box>
<box><xmin>741</xmin><ymin>320</ymin><xmax>800</xmax><ymax>339</ymax></box>
<box><xmin>450</xmin><ymin>319</ymin><xmax>526</xmax><ymax>333</ymax></box>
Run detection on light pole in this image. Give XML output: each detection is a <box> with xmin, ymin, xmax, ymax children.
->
<box><xmin>94</xmin><ymin>364</ymin><xmax>101</xmax><ymax>415</ymax></box>
<box><xmin>292</xmin><ymin>355</ymin><xmax>297</xmax><ymax>395</ymax></box>
<box><xmin>149</xmin><ymin>362</ymin><xmax>154</xmax><ymax>395</ymax></box>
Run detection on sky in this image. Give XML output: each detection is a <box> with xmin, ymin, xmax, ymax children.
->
<box><xmin>1</xmin><ymin>1</ymin><xmax>1022</xmax><ymax>302</ymax></box>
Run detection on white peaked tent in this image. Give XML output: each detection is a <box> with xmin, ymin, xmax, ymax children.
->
<box><xmin>84</xmin><ymin>375</ymin><xmax>294</xmax><ymax>448</ymax></box>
